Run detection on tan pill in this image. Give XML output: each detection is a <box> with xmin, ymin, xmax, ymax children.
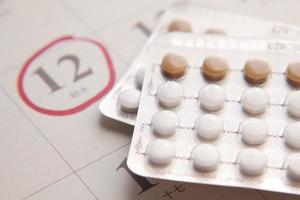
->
<box><xmin>161</xmin><ymin>53</ymin><xmax>188</xmax><ymax>78</ymax></box>
<box><xmin>244</xmin><ymin>59</ymin><xmax>271</xmax><ymax>84</ymax></box>
<box><xmin>286</xmin><ymin>62</ymin><xmax>300</xmax><ymax>87</ymax></box>
<box><xmin>168</xmin><ymin>19</ymin><xmax>193</xmax><ymax>32</ymax></box>
<box><xmin>202</xmin><ymin>55</ymin><xmax>229</xmax><ymax>81</ymax></box>
<box><xmin>205</xmin><ymin>28</ymin><xmax>226</xmax><ymax>35</ymax></box>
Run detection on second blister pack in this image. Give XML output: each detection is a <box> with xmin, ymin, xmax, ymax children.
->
<box><xmin>99</xmin><ymin>1</ymin><xmax>300</xmax><ymax>125</ymax></box>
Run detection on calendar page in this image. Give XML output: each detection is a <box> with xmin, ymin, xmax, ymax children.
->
<box><xmin>1</xmin><ymin>0</ymin><xmax>300</xmax><ymax>199</ymax></box>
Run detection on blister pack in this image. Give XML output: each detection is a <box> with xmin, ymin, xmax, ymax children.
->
<box><xmin>127</xmin><ymin>33</ymin><xmax>300</xmax><ymax>195</ymax></box>
<box><xmin>99</xmin><ymin>1</ymin><xmax>300</xmax><ymax>126</ymax></box>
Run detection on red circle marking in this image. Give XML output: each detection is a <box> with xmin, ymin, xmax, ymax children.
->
<box><xmin>17</xmin><ymin>35</ymin><xmax>116</xmax><ymax>116</ymax></box>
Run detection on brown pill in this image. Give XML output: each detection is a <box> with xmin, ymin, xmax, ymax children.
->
<box><xmin>168</xmin><ymin>19</ymin><xmax>193</xmax><ymax>32</ymax></box>
<box><xmin>244</xmin><ymin>59</ymin><xmax>271</xmax><ymax>84</ymax></box>
<box><xmin>202</xmin><ymin>55</ymin><xmax>230</xmax><ymax>81</ymax></box>
<box><xmin>205</xmin><ymin>28</ymin><xmax>226</xmax><ymax>35</ymax></box>
<box><xmin>287</xmin><ymin>62</ymin><xmax>300</xmax><ymax>87</ymax></box>
<box><xmin>161</xmin><ymin>53</ymin><xmax>188</xmax><ymax>78</ymax></box>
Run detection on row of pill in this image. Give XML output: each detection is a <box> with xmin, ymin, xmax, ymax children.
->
<box><xmin>146</xmin><ymin>139</ymin><xmax>300</xmax><ymax>180</ymax></box>
<box><xmin>151</xmin><ymin>110</ymin><xmax>300</xmax><ymax>148</ymax></box>
<box><xmin>168</xmin><ymin>19</ymin><xmax>227</xmax><ymax>35</ymax></box>
<box><xmin>154</xmin><ymin>81</ymin><xmax>300</xmax><ymax>117</ymax></box>
<box><xmin>161</xmin><ymin>52</ymin><xmax>300</xmax><ymax>87</ymax></box>
<box><xmin>118</xmin><ymin>79</ymin><xmax>300</xmax><ymax>117</ymax></box>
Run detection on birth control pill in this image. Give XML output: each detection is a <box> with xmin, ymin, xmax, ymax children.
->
<box><xmin>146</xmin><ymin>139</ymin><xmax>175</xmax><ymax>165</ymax></box>
<box><xmin>199</xmin><ymin>84</ymin><xmax>226</xmax><ymax>111</ymax></box>
<box><xmin>286</xmin><ymin>91</ymin><xmax>300</xmax><ymax>118</ymax></box>
<box><xmin>202</xmin><ymin>55</ymin><xmax>230</xmax><ymax>81</ymax></box>
<box><xmin>286</xmin><ymin>154</ymin><xmax>300</xmax><ymax>181</ymax></box>
<box><xmin>157</xmin><ymin>81</ymin><xmax>183</xmax><ymax>108</ymax></box>
<box><xmin>161</xmin><ymin>53</ymin><xmax>188</xmax><ymax>78</ymax></box>
<box><xmin>286</xmin><ymin>62</ymin><xmax>300</xmax><ymax>87</ymax></box>
<box><xmin>195</xmin><ymin>114</ymin><xmax>223</xmax><ymax>140</ymax></box>
<box><xmin>192</xmin><ymin>144</ymin><xmax>220</xmax><ymax>172</ymax></box>
<box><xmin>151</xmin><ymin>110</ymin><xmax>179</xmax><ymax>137</ymax></box>
<box><xmin>241</xmin><ymin>88</ymin><xmax>269</xmax><ymax>115</ymax></box>
<box><xmin>238</xmin><ymin>148</ymin><xmax>267</xmax><ymax>176</ymax></box>
<box><xmin>168</xmin><ymin>19</ymin><xmax>193</xmax><ymax>32</ymax></box>
<box><xmin>244</xmin><ymin>59</ymin><xmax>271</xmax><ymax>84</ymax></box>
<box><xmin>240</xmin><ymin>118</ymin><xmax>268</xmax><ymax>145</ymax></box>
<box><xmin>284</xmin><ymin>122</ymin><xmax>300</xmax><ymax>149</ymax></box>
<box><xmin>118</xmin><ymin>89</ymin><xmax>140</xmax><ymax>113</ymax></box>
<box><xmin>135</xmin><ymin>68</ymin><xmax>145</xmax><ymax>90</ymax></box>
<box><xmin>205</xmin><ymin>28</ymin><xmax>226</xmax><ymax>35</ymax></box>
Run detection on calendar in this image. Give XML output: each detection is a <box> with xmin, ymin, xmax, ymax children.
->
<box><xmin>1</xmin><ymin>0</ymin><xmax>300</xmax><ymax>199</ymax></box>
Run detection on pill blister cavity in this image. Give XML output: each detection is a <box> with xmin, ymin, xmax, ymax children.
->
<box><xmin>195</xmin><ymin>114</ymin><xmax>223</xmax><ymax>141</ymax></box>
<box><xmin>286</xmin><ymin>154</ymin><xmax>300</xmax><ymax>181</ymax></box>
<box><xmin>146</xmin><ymin>139</ymin><xmax>175</xmax><ymax>166</ymax></box>
<box><xmin>161</xmin><ymin>53</ymin><xmax>188</xmax><ymax>78</ymax></box>
<box><xmin>191</xmin><ymin>144</ymin><xmax>220</xmax><ymax>172</ymax></box>
<box><xmin>168</xmin><ymin>19</ymin><xmax>193</xmax><ymax>32</ymax></box>
<box><xmin>238</xmin><ymin>148</ymin><xmax>267</xmax><ymax>176</ymax></box>
<box><xmin>199</xmin><ymin>84</ymin><xmax>226</xmax><ymax>111</ymax></box>
<box><xmin>118</xmin><ymin>89</ymin><xmax>140</xmax><ymax>113</ymax></box>
<box><xmin>241</xmin><ymin>88</ymin><xmax>269</xmax><ymax>115</ymax></box>
<box><xmin>202</xmin><ymin>55</ymin><xmax>230</xmax><ymax>81</ymax></box>
<box><xmin>286</xmin><ymin>62</ymin><xmax>300</xmax><ymax>87</ymax></box>
<box><xmin>157</xmin><ymin>81</ymin><xmax>183</xmax><ymax>108</ymax></box>
<box><xmin>286</xmin><ymin>91</ymin><xmax>300</xmax><ymax>118</ymax></box>
<box><xmin>239</xmin><ymin>118</ymin><xmax>268</xmax><ymax>145</ymax></box>
<box><xmin>284</xmin><ymin>122</ymin><xmax>300</xmax><ymax>149</ymax></box>
<box><xmin>244</xmin><ymin>58</ymin><xmax>271</xmax><ymax>84</ymax></box>
<box><xmin>151</xmin><ymin>110</ymin><xmax>179</xmax><ymax>137</ymax></box>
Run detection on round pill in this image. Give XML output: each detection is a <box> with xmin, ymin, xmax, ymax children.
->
<box><xmin>199</xmin><ymin>84</ymin><xmax>226</xmax><ymax>111</ymax></box>
<box><xmin>168</xmin><ymin>19</ymin><xmax>193</xmax><ymax>32</ymax></box>
<box><xmin>244</xmin><ymin>59</ymin><xmax>271</xmax><ymax>84</ymax></box>
<box><xmin>238</xmin><ymin>148</ymin><xmax>267</xmax><ymax>176</ymax></box>
<box><xmin>205</xmin><ymin>28</ymin><xmax>226</xmax><ymax>35</ymax></box>
<box><xmin>191</xmin><ymin>144</ymin><xmax>220</xmax><ymax>172</ymax></box>
<box><xmin>286</xmin><ymin>62</ymin><xmax>300</xmax><ymax>87</ymax></box>
<box><xmin>240</xmin><ymin>118</ymin><xmax>268</xmax><ymax>145</ymax></box>
<box><xmin>151</xmin><ymin>110</ymin><xmax>179</xmax><ymax>137</ymax></box>
<box><xmin>161</xmin><ymin>53</ymin><xmax>188</xmax><ymax>78</ymax></box>
<box><xmin>241</xmin><ymin>88</ymin><xmax>269</xmax><ymax>115</ymax></box>
<box><xmin>146</xmin><ymin>139</ymin><xmax>175</xmax><ymax>165</ymax></box>
<box><xmin>157</xmin><ymin>81</ymin><xmax>183</xmax><ymax>108</ymax></box>
<box><xmin>286</xmin><ymin>154</ymin><xmax>300</xmax><ymax>181</ymax></box>
<box><xmin>284</xmin><ymin>122</ymin><xmax>300</xmax><ymax>149</ymax></box>
<box><xmin>202</xmin><ymin>55</ymin><xmax>230</xmax><ymax>81</ymax></box>
<box><xmin>118</xmin><ymin>89</ymin><xmax>140</xmax><ymax>113</ymax></box>
<box><xmin>135</xmin><ymin>68</ymin><xmax>145</xmax><ymax>90</ymax></box>
<box><xmin>286</xmin><ymin>91</ymin><xmax>300</xmax><ymax>118</ymax></box>
<box><xmin>195</xmin><ymin>114</ymin><xmax>223</xmax><ymax>140</ymax></box>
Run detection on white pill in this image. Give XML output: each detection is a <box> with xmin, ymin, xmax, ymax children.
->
<box><xmin>240</xmin><ymin>118</ymin><xmax>268</xmax><ymax>145</ymax></box>
<box><xmin>151</xmin><ymin>110</ymin><xmax>179</xmax><ymax>137</ymax></box>
<box><xmin>191</xmin><ymin>144</ymin><xmax>220</xmax><ymax>172</ymax></box>
<box><xmin>284</xmin><ymin>122</ymin><xmax>300</xmax><ymax>149</ymax></box>
<box><xmin>286</xmin><ymin>154</ymin><xmax>300</xmax><ymax>181</ymax></box>
<box><xmin>135</xmin><ymin>68</ymin><xmax>145</xmax><ymax>90</ymax></box>
<box><xmin>241</xmin><ymin>88</ymin><xmax>269</xmax><ymax>115</ymax></box>
<box><xmin>238</xmin><ymin>148</ymin><xmax>267</xmax><ymax>176</ymax></box>
<box><xmin>157</xmin><ymin>81</ymin><xmax>183</xmax><ymax>108</ymax></box>
<box><xmin>199</xmin><ymin>84</ymin><xmax>226</xmax><ymax>111</ymax></box>
<box><xmin>286</xmin><ymin>91</ymin><xmax>300</xmax><ymax>118</ymax></box>
<box><xmin>195</xmin><ymin>114</ymin><xmax>223</xmax><ymax>140</ymax></box>
<box><xmin>146</xmin><ymin>139</ymin><xmax>175</xmax><ymax>165</ymax></box>
<box><xmin>118</xmin><ymin>89</ymin><xmax>140</xmax><ymax>113</ymax></box>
